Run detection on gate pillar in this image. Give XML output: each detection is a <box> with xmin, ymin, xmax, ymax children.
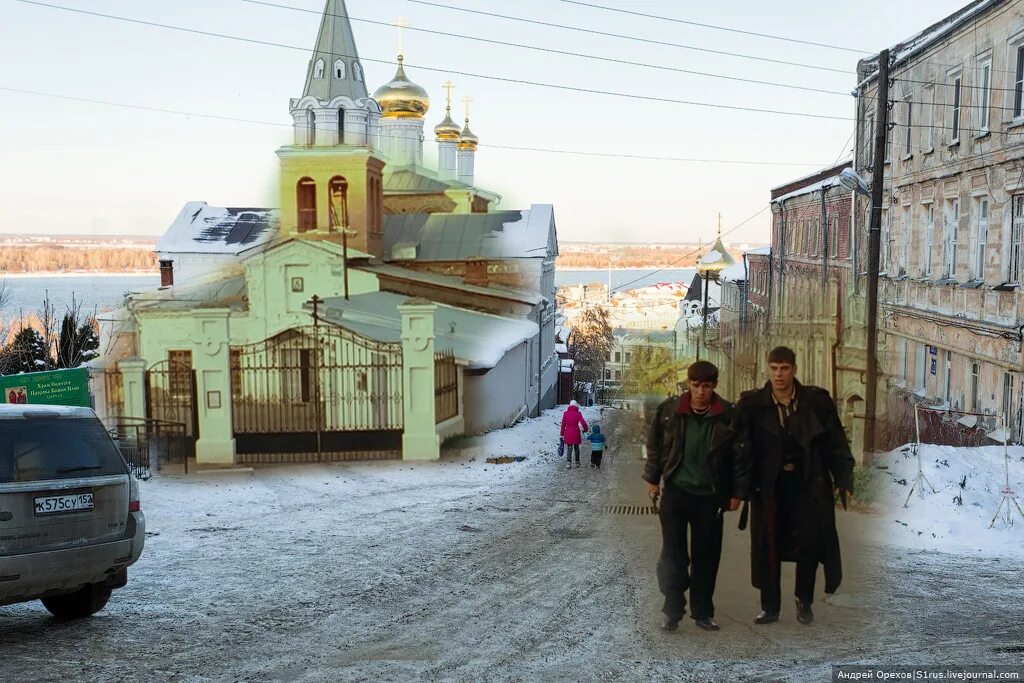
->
<box><xmin>399</xmin><ymin>298</ymin><xmax>440</xmax><ymax>461</ymax></box>
<box><xmin>192</xmin><ymin>310</ymin><xmax>236</xmax><ymax>466</ymax></box>
<box><xmin>119</xmin><ymin>358</ymin><xmax>147</xmax><ymax>421</ymax></box>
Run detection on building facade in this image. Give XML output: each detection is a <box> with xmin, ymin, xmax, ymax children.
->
<box><xmin>856</xmin><ymin>0</ymin><xmax>1024</xmax><ymax>444</ymax></box>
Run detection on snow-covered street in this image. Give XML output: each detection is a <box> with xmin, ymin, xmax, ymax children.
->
<box><xmin>2</xmin><ymin>407</ymin><xmax>1023</xmax><ymax>682</ymax></box>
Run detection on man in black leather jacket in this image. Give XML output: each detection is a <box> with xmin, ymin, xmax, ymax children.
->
<box><xmin>643</xmin><ymin>361</ymin><xmax>751</xmax><ymax>632</ymax></box>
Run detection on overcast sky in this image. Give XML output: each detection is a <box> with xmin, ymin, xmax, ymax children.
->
<box><xmin>0</xmin><ymin>0</ymin><xmax>968</xmax><ymax>243</ymax></box>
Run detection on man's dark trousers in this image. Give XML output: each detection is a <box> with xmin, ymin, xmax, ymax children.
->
<box><xmin>656</xmin><ymin>482</ymin><xmax>723</xmax><ymax>620</ymax></box>
<box><xmin>759</xmin><ymin>466</ymin><xmax>818</xmax><ymax>613</ymax></box>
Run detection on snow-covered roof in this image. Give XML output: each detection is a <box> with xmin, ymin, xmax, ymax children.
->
<box><xmin>747</xmin><ymin>246</ymin><xmax>771</xmax><ymax>256</ymax></box>
<box><xmin>719</xmin><ymin>263</ymin><xmax>747</xmax><ymax>282</ymax></box>
<box><xmin>859</xmin><ymin>0</ymin><xmax>997</xmax><ymax>78</ymax></box>
<box><xmin>353</xmin><ymin>261</ymin><xmax>542</xmax><ymax>305</ymax></box>
<box><xmin>772</xmin><ymin>175</ymin><xmax>844</xmax><ymax>204</ymax></box>
<box><xmin>559</xmin><ymin>358</ymin><xmax>575</xmax><ymax>372</ymax></box>
<box><xmin>555</xmin><ymin>342</ymin><xmax>568</xmax><ymax>354</ymax></box>
<box><xmin>128</xmin><ymin>272</ymin><xmax>248</xmax><ymax>312</ymax></box>
<box><xmin>383</xmin><ymin>204</ymin><xmax>556</xmax><ymax>262</ymax></box>
<box><xmin>156</xmin><ymin>202</ymin><xmax>279</xmax><ymax>255</ymax></box>
<box><xmin>314</xmin><ymin>292</ymin><xmax>538</xmax><ymax>370</ymax></box>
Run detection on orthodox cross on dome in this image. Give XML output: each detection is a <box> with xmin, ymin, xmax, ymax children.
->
<box><xmin>463</xmin><ymin>94</ymin><xmax>473</xmax><ymax>122</ymax></box>
<box><xmin>443</xmin><ymin>80</ymin><xmax>455</xmax><ymax>111</ymax></box>
<box><xmin>717</xmin><ymin>212</ymin><xmax>722</xmax><ymax>238</ymax></box>
<box><xmin>395</xmin><ymin>16</ymin><xmax>407</xmax><ymax>58</ymax></box>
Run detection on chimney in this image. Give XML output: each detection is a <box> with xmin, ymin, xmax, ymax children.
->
<box><xmin>159</xmin><ymin>259</ymin><xmax>174</xmax><ymax>287</ymax></box>
<box><xmin>463</xmin><ymin>259</ymin><xmax>489</xmax><ymax>287</ymax></box>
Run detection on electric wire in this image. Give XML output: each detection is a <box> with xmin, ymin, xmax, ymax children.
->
<box><xmin>559</xmin><ymin>0</ymin><xmax>872</xmax><ymax>55</ymax></box>
<box><xmin>10</xmin><ymin>0</ymin><xmax>854</xmax><ymax>122</ymax></box>
<box><xmin>240</xmin><ymin>0</ymin><xmax>851</xmax><ymax>97</ymax></box>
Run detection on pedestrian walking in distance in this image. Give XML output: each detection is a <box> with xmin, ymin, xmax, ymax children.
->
<box><xmin>587</xmin><ymin>424</ymin><xmax>607</xmax><ymax>468</ymax></box>
<box><xmin>560</xmin><ymin>400</ymin><xmax>589</xmax><ymax>470</ymax></box>
<box><xmin>736</xmin><ymin>346</ymin><xmax>855</xmax><ymax>626</ymax></box>
<box><xmin>643</xmin><ymin>361</ymin><xmax>751</xmax><ymax>632</ymax></box>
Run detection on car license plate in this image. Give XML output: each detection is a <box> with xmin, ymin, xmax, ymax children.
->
<box><xmin>34</xmin><ymin>493</ymin><xmax>94</xmax><ymax>515</ymax></box>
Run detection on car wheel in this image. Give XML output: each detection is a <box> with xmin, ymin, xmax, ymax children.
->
<box><xmin>41</xmin><ymin>583</ymin><xmax>113</xmax><ymax>620</ymax></box>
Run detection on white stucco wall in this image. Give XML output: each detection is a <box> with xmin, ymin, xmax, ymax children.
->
<box><xmin>462</xmin><ymin>342</ymin><xmax>529</xmax><ymax>435</ymax></box>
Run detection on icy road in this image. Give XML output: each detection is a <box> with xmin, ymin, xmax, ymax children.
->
<box><xmin>2</xmin><ymin>407</ymin><xmax>1022</xmax><ymax>682</ymax></box>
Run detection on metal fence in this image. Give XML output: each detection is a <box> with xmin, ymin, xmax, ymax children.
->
<box><xmin>435</xmin><ymin>349</ymin><xmax>458</xmax><ymax>423</ymax></box>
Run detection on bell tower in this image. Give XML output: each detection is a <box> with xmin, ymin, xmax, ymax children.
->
<box><xmin>277</xmin><ymin>0</ymin><xmax>386</xmax><ymax>257</ymax></box>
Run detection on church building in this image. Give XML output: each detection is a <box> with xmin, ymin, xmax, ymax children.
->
<box><xmin>97</xmin><ymin>0</ymin><xmax>559</xmax><ymax>466</ymax></box>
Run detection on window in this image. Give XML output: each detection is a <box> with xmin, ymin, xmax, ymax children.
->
<box><xmin>334</xmin><ymin>59</ymin><xmax>346</xmax><ymax>79</ymax></box>
<box><xmin>978</xmin><ymin>59</ymin><xmax>992</xmax><ymax>132</ymax></box>
<box><xmin>881</xmin><ymin>209</ymin><xmax>889</xmax><ymax>272</ymax></box>
<box><xmin>902</xmin><ymin>205</ymin><xmax>912</xmax><ymax>274</ymax></box>
<box><xmin>944</xmin><ymin>350</ymin><xmax>953</xmax><ymax>404</ymax></box>
<box><xmin>898</xmin><ymin>338</ymin><xmax>907</xmax><ymax>383</ymax></box>
<box><xmin>916</xmin><ymin>343</ymin><xmax>927</xmax><ymax>391</ymax></box>
<box><xmin>904</xmin><ymin>94</ymin><xmax>913</xmax><ymax>154</ymax></box>
<box><xmin>949</xmin><ymin>72</ymin><xmax>962</xmax><ymax>143</ymax></box>
<box><xmin>328</xmin><ymin>176</ymin><xmax>348</xmax><ymax>232</ymax></box>
<box><xmin>625</xmin><ymin>352</ymin><xmax>632</xmax><ymax>364</ymax></box>
<box><xmin>605</xmin><ymin>369</ymin><xmax>611</xmax><ymax>380</ymax></box>
<box><xmin>975</xmin><ymin>197</ymin><xmax>989</xmax><ymax>279</ymax></box>
<box><xmin>832</xmin><ymin>215</ymin><xmax>840</xmax><ymax>259</ymax></box>
<box><xmin>971</xmin><ymin>362</ymin><xmax>980</xmax><ymax>410</ymax></box>
<box><xmin>924</xmin><ymin>85</ymin><xmax>935</xmax><ymax>149</ymax></box>
<box><xmin>353</xmin><ymin>62</ymin><xmax>363</xmax><ymax>82</ymax></box>
<box><xmin>338</xmin><ymin>108</ymin><xmax>345</xmax><ymax>144</ymax></box>
<box><xmin>944</xmin><ymin>199</ymin><xmax>959</xmax><ymax>277</ymax></box>
<box><xmin>305</xmin><ymin>108</ymin><xmax>316</xmax><ymax>146</ymax></box>
<box><xmin>313</xmin><ymin>58</ymin><xmax>325</xmax><ymax>80</ymax></box>
<box><xmin>1010</xmin><ymin>195</ymin><xmax>1024</xmax><ymax>283</ymax></box>
<box><xmin>296</xmin><ymin>177</ymin><xmax>317</xmax><ymax>233</ymax></box>
<box><xmin>865</xmin><ymin>115</ymin><xmax>875</xmax><ymax>167</ymax></box>
<box><xmin>0</xmin><ymin>418</ymin><xmax>127</xmax><ymax>484</ymax></box>
<box><xmin>1003</xmin><ymin>372</ymin><xmax>1015</xmax><ymax>430</ymax></box>
<box><xmin>614</xmin><ymin>351</ymin><xmax>621</xmax><ymax>363</ymax></box>
<box><xmin>614</xmin><ymin>370</ymin><xmax>621</xmax><ymax>381</ymax></box>
<box><xmin>924</xmin><ymin>203</ymin><xmax>935</xmax><ymax>276</ymax></box>
<box><xmin>1015</xmin><ymin>45</ymin><xmax>1024</xmax><ymax>118</ymax></box>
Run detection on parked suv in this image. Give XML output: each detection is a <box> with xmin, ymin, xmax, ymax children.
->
<box><xmin>0</xmin><ymin>405</ymin><xmax>145</xmax><ymax>618</ymax></box>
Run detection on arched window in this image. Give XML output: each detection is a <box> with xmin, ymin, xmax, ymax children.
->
<box><xmin>305</xmin><ymin>108</ymin><xmax>315</xmax><ymax>146</ymax></box>
<box><xmin>334</xmin><ymin>59</ymin><xmax>345</xmax><ymax>79</ymax></box>
<box><xmin>313</xmin><ymin>58</ymin><xmax>325</xmax><ymax>79</ymax></box>
<box><xmin>337</xmin><ymin>108</ymin><xmax>345</xmax><ymax>145</ymax></box>
<box><xmin>328</xmin><ymin>176</ymin><xmax>349</xmax><ymax>232</ymax></box>
<box><xmin>353</xmin><ymin>62</ymin><xmax>362</xmax><ymax>82</ymax></box>
<box><xmin>297</xmin><ymin>177</ymin><xmax>317</xmax><ymax>232</ymax></box>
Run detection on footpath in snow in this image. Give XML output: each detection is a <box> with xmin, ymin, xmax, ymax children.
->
<box><xmin>871</xmin><ymin>442</ymin><xmax>1024</xmax><ymax>558</ymax></box>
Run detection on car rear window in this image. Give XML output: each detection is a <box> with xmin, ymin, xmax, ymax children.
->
<box><xmin>0</xmin><ymin>417</ymin><xmax>128</xmax><ymax>483</ymax></box>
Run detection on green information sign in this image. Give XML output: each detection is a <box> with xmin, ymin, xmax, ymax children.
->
<box><xmin>0</xmin><ymin>367</ymin><xmax>92</xmax><ymax>408</ymax></box>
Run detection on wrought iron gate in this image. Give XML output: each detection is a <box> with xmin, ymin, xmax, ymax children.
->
<box><xmin>230</xmin><ymin>324</ymin><xmax>403</xmax><ymax>462</ymax></box>
<box><xmin>144</xmin><ymin>359</ymin><xmax>199</xmax><ymax>465</ymax></box>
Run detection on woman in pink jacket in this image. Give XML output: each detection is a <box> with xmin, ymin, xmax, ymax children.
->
<box><xmin>560</xmin><ymin>400</ymin><xmax>589</xmax><ymax>470</ymax></box>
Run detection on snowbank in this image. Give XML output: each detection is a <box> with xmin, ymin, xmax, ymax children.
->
<box><xmin>872</xmin><ymin>443</ymin><xmax>1024</xmax><ymax>558</ymax></box>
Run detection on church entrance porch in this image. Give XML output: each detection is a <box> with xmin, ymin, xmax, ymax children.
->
<box><xmin>229</xmin><ymin>324</ymin><xmax>404</xmax><ymax>463</ymax></box>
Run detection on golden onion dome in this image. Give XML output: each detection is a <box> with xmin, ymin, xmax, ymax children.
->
<box><xmin>696</xmin><ymin>236</ymin><xmax>736</xmax><ymax>277</ymax></box>
<box><xmin>458</xmin><ymin>120</ymin><xmax>479</xmax><ymax>150</ymax></box>
<box><xmin>372</xmin><ymin>56</ymin><xmax>430</xmax><ymax>119</ymax></box>
<box><xmin>434</xmin><ymin>109</ymin><xmax>461</xmax><ymax>141</ymax></box>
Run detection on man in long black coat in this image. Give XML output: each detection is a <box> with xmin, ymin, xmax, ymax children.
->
<box><xmin>736</xmin><ymin>346</ymin><xmax>855</xmax><ymax>625</ymax></box>
<box><xmin>643</xmin><ymin>361</ymin><xmax>751</xmax><ymax>632</ymax></box>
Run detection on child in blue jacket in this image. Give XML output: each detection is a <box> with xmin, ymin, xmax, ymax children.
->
<box><xmin>587</xmin><ymin>424</ymin><xmax>608</xmax><ymax>468</ymax></box>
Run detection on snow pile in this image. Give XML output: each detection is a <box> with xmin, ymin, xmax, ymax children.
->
<box><xmin>872</xmin><ymin>443</ymin><xmax>1024</xmax><ymax>558</ymax></box>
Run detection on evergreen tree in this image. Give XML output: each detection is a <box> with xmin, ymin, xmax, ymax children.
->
<box><xmin>3</xmin><ymin>327</ymin><xmax>51</xmax><ymax>374</ymax></box>
<box><xmin>54</xmin><ymin>312</ymin><xmax>100</xmax><ymax>369</ymax></box>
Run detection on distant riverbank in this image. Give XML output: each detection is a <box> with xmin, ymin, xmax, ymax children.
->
<box><xmin>1</xmin><ymin>271</ymin><xmax>155</xmax><ymax>279</ymax></box>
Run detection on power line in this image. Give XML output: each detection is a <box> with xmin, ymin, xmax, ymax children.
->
<box><xmin>0</xmin><ymin>86</ymin><xmax>831</xmax><ymax>167</ymax></box>
<box><xmin>12</xmin><ymin>0</ymin><xmax>854</xmax><ymax>122</ymax></box>
<box><xmin>559</xmin><ymin>0</ymin><xmax>872</xmax><ymax>55</ymax></box>
<box><xmin>241</xmin><ymin>0</ymin><xmax>850</xmax><ymax>97</ymax></box>
<box><xmin>405</xmin><ymin>0</ymin><xmax>855</xmax><ymax>76</ymax></box>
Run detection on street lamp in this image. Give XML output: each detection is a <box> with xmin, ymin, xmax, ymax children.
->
<box><xmin>838</xmin><ymin>168</ymin><xmax>871</xmax><ymax>197</ymax></box>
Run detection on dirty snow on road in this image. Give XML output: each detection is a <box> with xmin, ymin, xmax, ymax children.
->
<box><xmin>2</xmin><ymin>407</ymin><xmax>1023</xmax><ymax>682</ymax></box>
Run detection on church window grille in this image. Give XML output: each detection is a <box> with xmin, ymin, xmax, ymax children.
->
<box><xmin>297</xmin><ymin>177</ymin><xmax>317</xmax><ymax>232</ymax></box>
<box><xmin>334</xmin><ymin>59</ymin><xmax>346</xmax><ymax>79</ymax></box>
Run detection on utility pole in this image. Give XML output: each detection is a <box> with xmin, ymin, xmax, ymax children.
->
<box><xmin>864</xmin><ymin>48</ymin><xmax>890</xmax><ymax>456</ymax></box>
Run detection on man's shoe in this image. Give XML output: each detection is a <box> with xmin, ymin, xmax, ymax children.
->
<box><xmin>661</xmin><ymin>615</ymin><xmax>681</xmax><ymax>631</ymax></box>
<box><xmin>795</xmin><ymin>599</ymin><xmax>814</xmax><ymax>625</ymax></box>
<box><xmin>754</xmin><ymin>610</ymin><xmax>779</xmax><ymax>624</ymax></box>
<box><xmin>566</xmin><ymin>462</ymin><xmax>572</xmax><ymax>470</ymax></box>
<box><xmin>575</xmin><ymin>461</ymin><xmax>581</xmax><ymax>468</ymax></box>
<box><xmin>694</xmin><ymin>618</ymin><xmax>720</xmax><ymax>631</ymax></box>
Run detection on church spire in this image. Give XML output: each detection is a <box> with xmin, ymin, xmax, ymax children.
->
<box><xmin>302</xmin><ymin>0</ymin><xmax>368</xmax><ymax>102</ymax></box>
